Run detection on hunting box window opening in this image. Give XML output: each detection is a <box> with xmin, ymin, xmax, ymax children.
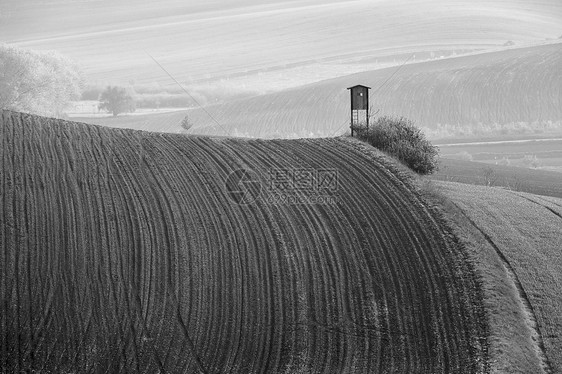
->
<box><xmin>348</xmin><ymin>84</ymin><xmax>371</xmax><ymax>136</ymax></box>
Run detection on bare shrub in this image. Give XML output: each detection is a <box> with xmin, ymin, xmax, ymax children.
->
<box><xmin>356</xmin><ymin>116</ymin><xmax>439</xmax><ymax>174</ymax></box>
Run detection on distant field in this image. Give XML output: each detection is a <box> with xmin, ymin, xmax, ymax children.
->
<box><xmin>431</xmin><ymin>158</ymin><xmax>562</xmax><ymax>198</ymax></box>
<box><xmin>181</xmin><ymin>43</ymin><xmax>562</xmax><ymax>138</ymax></box>
<box><xmin>3</xmin><ymin>0</ymin><xmax>561</xmax><ymax>89</ymax></box>
<box><xmin>438</xmin><ymin>138</ymin><xmax>562</xmax><ymax>173</ymax></box>
<box><xmin>1</xmin><ymin>110</ymin><xmax>487</xmax><ymax>372</ymax></box>
<box><xmin>434</xmin><ymin>181</ymin><xmax>562</xmax><ymax>373</ymax></box>
<box><xmin>73</xmin><ymin>110</ymin><xmax>188</xmax><ymax>133</ymax></box>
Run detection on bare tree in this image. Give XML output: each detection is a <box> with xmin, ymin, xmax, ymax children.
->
<box><xmin>481</xmin><ymin>166</ymin><xmax>498</xmax><ymax>187</ymax></box>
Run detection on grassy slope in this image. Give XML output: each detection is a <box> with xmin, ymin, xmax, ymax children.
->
<box><xmin>3</xmin><ymin>0</ymin><xmax>561</xmax><ymax>87</ymax></box>
<box><xmin>182</xmin><ymin>42</ymin><xmax>562</xmax><ymax>138</ymax></box>
<box><xmin>0</xmin><ymin>110</ymin><xmax>487</xmax><ymax>373</ymax></box>
<box><xmin>430</xmin><ymin>181</ymin><xmax>562</xmax><ymax>373</ymax></box>
<box><xmin>432</xmin><ymin>158</ymin><xmax>562</xmax><ymax>198</ymax></box>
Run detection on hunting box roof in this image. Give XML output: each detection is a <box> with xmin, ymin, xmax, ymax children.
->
<box><xmin>347</xmin><ymin>85</ymin><xmax>371</xmax><ymax>90</ymax></box>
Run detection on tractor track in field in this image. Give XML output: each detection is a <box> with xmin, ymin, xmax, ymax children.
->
<box><xmin>1</xmin><ymin>110</ymin><xmax>488</xmax><ymax>373</ymax></box>
<box><xmin>447</xmin><ymin>198</ymin><xmax>553</xmax><ymax>374</ymax></box>
<box><xmin>510</xmin><ymin>192</ymin><xmax>562</xmax><ymax>221</ymax></box>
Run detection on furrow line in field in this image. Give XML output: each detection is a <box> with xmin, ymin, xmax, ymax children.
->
<box><xmin>321</xmin><ymin>138</ymin><xmax>473</xmax><ymax>371</ymax></box>
<box><xmin>32</xmin><ymin>119</ymin><xmax>64</xmax><ymax>371</ymax></box>
<box><xmin>7</xmin><ymin>113</ymin><xmax>22</xmax><ymax>372</ymax></box>
<box><xmin>105</xmin><ymin>152</ymin><xmax>146</xmax><ymax>372</ymax></box>
<box><xmin>155</xmin><ymin>135</ymin><xmax>235</xmax><ymax>373</ymax></box>
<box><xmin>218</xmin><ymin>138</ymin><xmax>326</xmax><ymax>371</ymax></box>
<box><xmin>171</xmin><ymin>141</ymin><xmax>228</xmax><ymax>373</ymax></box>
<box><xmin>136</xmin><ymin>137</ymin><xmax>181</xmax><ymax>369</ymax></box>
<box><xmin>141</xmin><ymin>135</ymin><xmax>191</xmax><ymax>371</ymax></box>
<box><xmin>55</xmin><ymin>127</ymin><xmax>88</xmax><ymax>370</ymax></box>
<box><xmin>13</xmin><ymin>113</ymin><xmax>26</xmax><ymax>371</ymax></box>
<box><xmin>329</xmin><ymin>138</ymin><xmax>455</xmax><ymax>370</ymax></box>
<box><xmin>303</xmin><ymin>140</ymin><xmax>421</xmax><ymax>352</ymax></box>
<box><xmin>88</xmin><ymin>125</ymin><xmax>133</xmax><ymax>370</ymax></box>
<box><xmin>216</xmin><ymin>138</ymin><xmax>298</xmax><ymax>371</ymax></box>
<box><xmin>376</xmin><ymin>147</ymin><xmax>486</xmax><ymax>371</ymax></box>
<box><xmin>262</xmin><ymin>139</ymin><xmax>378</xmax><ymax>371</ymax></box>
<box><xmin>258</xmin><ymin>139</ymin><xmax>355</xmax><ymax>370</ymax></box>
<box><xmin>128</xmin><ymin>131</ymin><xmax>172</xmax><ymax>370</ymax></box>
<box><xmin>274</xmin><ymin>140</ymin><xmax>410</xmax><ymax>372</ymax></box>
<box><xmin>138</xmin><ymin>136</ymin><xmax>209</xmax><ymax>373</ymax></box>
<box><xmin>39</xmin><ymin>121</ymin><xmax>71</xmax><ymax>371</ymax></box>
<box><xmin>169</xmin><ymin>137</ymin><xmax>240</xmax><ymax>372</ymax></box>
<box><xmin>340</xmin><ymin>139</ymin><xmax>489</xmax><ymax>367</ymax></box>
<box><xmin>21</xmin><ymin>115</ymin><xmax>37</xmax><ymax>370</ymax></box>
<box><xmin>214</xmin><ymin>142</ymin><xmax>286</xmax><ymax>373</ymax></box>
<box><xmin>79</xmin><ymin>125</ymin><xmax>118</xmax><ymax>371</ymax></box>
<box><xmin>99</xmin><ymin>131</ymin><xmax>137</xmax><ymax>372</ymax></box>
<box><xmin>162</xmin><ymin>138</ymin><xmax>225</xmax><ymax>371</ymax></box>
<box><xmin>193</xmin><ymin>138</ymin><xmax>275</xmax><ymax>372</ymax></box>
<box><xmin>220</xmin><ymin>139</ymin><xmax>314</xmax><ymax>372</ymax></box>
<box><xmin>190</xmin><ymin>138</ymin><xmax>261</xmax><ymax>372</ymax></box>
<box><xmin>26</xmin><ymin>120</ymin><xmax>52</xmax><ymax>368</ymax></box>
<box><xmin>99</xmin><ymin>130</ymin><xmax>134</xmax><ymax>371</ymax></box>
<box><xmin>262</xmin><ymin>139</ymin><xmax>353</xmax><ymax>371</ymax></box>
<box><xmin>195</xmin><ymin>140</ymin><xmax>260</xmax><ymax>370</ymax></box>
<box><xmin>0</xmin><ymin>111</ymin><xmax>6</xmax><ymax>371</ymax></box>
<box><xmin>250</xmin><ymin>140</ymin><xmax>338</xmax><ymax>372</ymax></box>
<box><xmin>74</xmin><ymin>126</ymin><xmax>112</xmax><ymax>372</ymax></box>
<box><xmin>114</xmin><ymin>132</ymin><xmax>168</xmax><ymax>372</ymax></box>
<box><xmin>59</xmin><ymin>125</ymin><xmax>95</xmax><ymax>367</ymax></box>
<box><xmin>127</xmin><ymin>135</ymin><xmax>161</xmax><ymax>352</ymax></box>
<box><xmin>315</xmin><ymin>140</ymin><xmax>430</xmax><ymax>370</ymax></box>
<box><xmin>283</xmin><ymin>139</ymin><xmax>401</xmax><ymax>370</ymax></box>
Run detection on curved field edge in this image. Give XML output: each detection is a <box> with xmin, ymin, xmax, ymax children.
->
<box><xmin>1</xmin><ymin>110</ymin><xmax>488</xmax><ymax>373</ymax></box>
<box><xmin>422</xmin><ymin>180</ymin><xmax>562</xmax><ymax>373</ymax></box>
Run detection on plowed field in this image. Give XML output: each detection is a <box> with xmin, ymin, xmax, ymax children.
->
<box><xmin>0</xmin><ymin>110</ymin><xmax>487</xmax><ymax>373</ymax></box>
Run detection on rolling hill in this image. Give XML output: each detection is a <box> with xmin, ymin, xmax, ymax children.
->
<box><xmin>0</xmin><ymin>110</ymin><xmax>488</xmax><ymax>372</ymax></box>
<box><xmin>180</xmin><ymin>42</ymin><xmax>562</xmax><ymax>138</ymax></box>
<box><xmin>3</xmin><ymin>0</ymin><xmax>562</xmax><ymax>89</ymax></box>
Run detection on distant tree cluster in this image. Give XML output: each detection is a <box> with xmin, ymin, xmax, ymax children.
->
<box><xmin>0</xmin><ymin>44</ymin><xmax>83</xmax><ymax>117</ymax></box>
<box><xmin>355</xmin><ymin>116</ymin><xmax>439</xmax><ymax>174</ymax></box>
<box><xmin>98</xmin><ymin>86</ymin><xmax>136</xmax><ymax>116</ymax></box>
